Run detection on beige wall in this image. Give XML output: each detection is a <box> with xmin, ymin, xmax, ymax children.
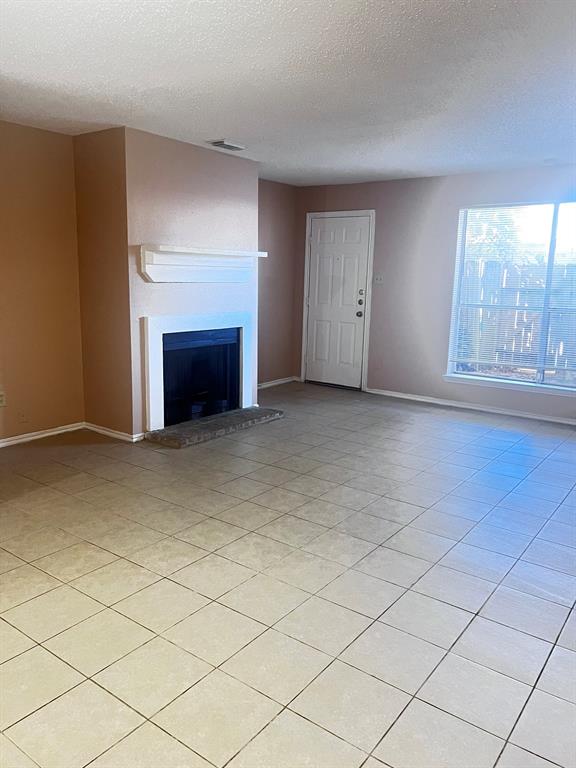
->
<box><xmin>296</xmin><ymin>166</ymin><xmax>576</xmax><ymax>421</ymax></box>
<box><xmin>74</xmin><ymin>128</ymin><xmax>133</xmax><ymax>434</ymax></box>
<box><xmin>257</xmin><ymin>180</ymin><xmax>299</xmax><ymax>383</ymax></box>
<box><xmin>0</xmin><ymin>121</ymin><xmax>84</xmax><ymax>439</ymax></box>
<box><xmin>124</xmin><ymin>129</ymin><xmax>259</xmax><ymax>435</ymax></box>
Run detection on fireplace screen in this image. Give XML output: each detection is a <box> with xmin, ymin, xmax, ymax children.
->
<box><xmin>162</xmin><ymin>328</ymin><xmax>240</xmax><ymax>426</ymax></box>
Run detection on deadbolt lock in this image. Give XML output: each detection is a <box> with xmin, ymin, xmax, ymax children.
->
<box><xmin>358</xmin><ymin>299</ymin><xmax>364</xmax><ymax>305</ymax></box>
<box><xmin>356</xmin><ymin>311</ymin><xmax>363</xmax><ymax>317</ymax></box>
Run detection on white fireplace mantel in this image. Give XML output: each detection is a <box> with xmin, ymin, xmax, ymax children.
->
<box><xmin>140</xmin><ymin>244</ymin><xmax>267</xmax><ymax>283</ymax></box>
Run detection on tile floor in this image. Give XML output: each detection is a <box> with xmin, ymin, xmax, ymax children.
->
<box><xmin>0</xmin><ymin>382</ymin><xmax>575</xmax><ymax>768</ymax></box>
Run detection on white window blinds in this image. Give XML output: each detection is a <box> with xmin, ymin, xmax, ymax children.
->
<box><xmin>448</xmin><ymin>202</ymin><xmax>576</xmax><ymax>390</ymax></box>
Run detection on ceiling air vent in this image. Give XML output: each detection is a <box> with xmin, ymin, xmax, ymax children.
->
<box><xmin>209</xmin><ymin>139</ymin><xmax>246</xmax><ymax>152</ymax></box>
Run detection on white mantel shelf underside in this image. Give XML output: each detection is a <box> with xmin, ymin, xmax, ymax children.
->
<box><xmin>140</xmin><ymin>244</ymin><xmax>267</xmax><ymax>283</ymax></box>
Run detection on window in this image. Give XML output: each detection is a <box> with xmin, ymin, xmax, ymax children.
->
<box><xmin>447</xmin><ymin>202</ymin><xmax>576</xmax><ymax>391</ymax></box>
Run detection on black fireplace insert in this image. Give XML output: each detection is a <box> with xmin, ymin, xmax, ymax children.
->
<box><xmin>162</xmin><ymin>328</ymin><xmax>240</xmax><ymax>427</ymax></box>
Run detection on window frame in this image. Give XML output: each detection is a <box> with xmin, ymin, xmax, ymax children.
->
<box><xmin>446</xmin><ymin>200</ymin><xmax>576</xmax><ymax>394</ymax></box>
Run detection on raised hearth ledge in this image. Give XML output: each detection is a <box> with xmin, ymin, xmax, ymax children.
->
<box><xmin>140</xmin><ymin>244</ymin><xmax>267</xmax><ymax>283</ymax></box>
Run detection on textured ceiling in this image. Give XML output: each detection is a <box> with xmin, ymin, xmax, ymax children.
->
<box><xmin>1</xmin><ymin>0</ymin><xmax>575</xmax><ymax>184</ymax></box>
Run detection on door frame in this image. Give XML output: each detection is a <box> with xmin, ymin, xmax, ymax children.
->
<box><xmin>300</xmin><ymin>209</ymin><xmax>376</xmax><ymax>391</ymax></box>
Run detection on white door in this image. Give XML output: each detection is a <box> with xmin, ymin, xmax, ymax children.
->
<box><xmin>305</xmin><ymin>215</ymin><xmax>371</xmax><ymax>388</ymax></box>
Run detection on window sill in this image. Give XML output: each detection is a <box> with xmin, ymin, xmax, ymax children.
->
<box><xmin>443</xmin><ymin>374</ymin><xmax>576</xmax><ymax>397</ymax></box>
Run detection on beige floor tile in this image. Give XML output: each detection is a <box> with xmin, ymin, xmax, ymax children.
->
<box><xmin>90</xmin><ymin>723</ymin><xmax>213</xmax><ymax>767</ymax></box>
<box><xmin>384</xmin><ymin>527</ymin><xmax>455</xmax><ymax>563</ymax></box>
<box><xmin>257</xmin><ymin>514</ymin><xmax>326</xmax><ymax>546</ymax></box>
<box><xmin>0</xmin><ymin>549</ymin><xmax>24</xmax><ymax>574</ymax></box>
<box><xmin>362</xmin><ymin>759</ymin><xmax>387</xmax><ymax>768</ymax></box>
<box><xmin>1</xmin><ymin>585</ymin><xmax>102</xmax><ymax>642</ymax></box>
<box><xmin>462</xmin><ymin>523</ymin><xmax>533</xmax><ymax>558</ymax></box>
<box><xmin>216</xmin><ymin>501</ymin><xmax>281</xmax><ymax>530</ymax></box>
<box><xmin>275</xmin><ymin>596</ymin><xmax>371</xmax><ymax>655</ymax></box>
<box><xmin>217</xmin><ymin>532</ymin><xmax>294</xmax><ymax>570</ymax></box>
<box><xmin>480</xmin><ymin>586</ymin><xmax>569</xmax><ymax>641</ymax></box>
<box><xmin>0</xmin><ymin>646</ymin><xmax>83</xmax><ymax>728</ymax></box>
<box><xmin>341</xmin><ymin>622</ymin><xmax>445</xmax><ymax>693</ymax></box>
<box><xmin>133</xmin><ymin>505</ymin><xmax>206</xmax><ymax>535</ymax></box>
<box><xmin>453</xmin><ymin>616</ymin><xmax>552</xmax><ymax>684</ymax></box>
<box><xmin>291</xmin><ymin>660</ymin><xmax>409</xmax><ymax>751</ymax></box>
<box><xmin>5</xmin><ymin>681</ymin><xmax>143</xmax><ymax>768</ymax></box>
<box><xmin>32</xmin><ymin>542</ymin><xmax>117</xmax><ymax>581</ymax></box>
<box><xmin>0</xmin><ymin>565</ymin><xmax>60</xmax><ymax>612</ymax></box>
<box><xmin>386</xmin><ymin>484</ymin><xmax>446</xmax><ymax>508</ymax></box>
<box><xmin>245</xmin><ymin>466</ymin><xmax>300</xmax><ymax>486</ymax></box>
<box><xmin>413</xmin><ymin>564</ymin><xmax>495</xmax><ymax>611</ymax></box>
<box><xmin>0</xmin><ymin>619</ymin><xmax>35</xmax><ymax>663</ymax></box>
<box><xmin>88</xmin><ymin>523</ymin><xmax>166</xmax><ymax>557</ymax></box>
<box><xmin>344</xmin><ymin>473</ymin><xmax>400</xmax><ymax>496</ymax></box>
<box><xmin>511</xmin><ymin>690</ymin><xmax>576</xmax><ymax>767</ymax></box>
<box><xmin>292</xmin><ymin>498</ymin><xmax>353</xmax><ymax>527</ymax></box>
<box><xmin>71</xmin><ymin>559</ymin><xmax>160</xmax><ymax>604</ymax></box>
<box><xmin>537</xmin><ymin>646</ymin><xmax>576</xmax><ymax>703</ymax></box>
<box><xmin>318</xmin><ymin>485</ymin><xmax>379</xmax><ymax>511</ymax></box>
<box><xmin>153</xmin><ymin>669</ymin><xmax>281</xmax><ymax>767</ymax></box>
<box><xmin>410</xmin><ymin>508</ymin><xmax>476</xmax><ymax>540</ymax></box>
<box><xmin>188</xmin><ymin>488</ymin><xmax>241</xmax><ymax>515</ymax></box>
<box><xmin>363</xmin><ymin>498</ymin><xmax>424</xmax><ymax>524</ymax></box>
<box><xmin>0</xmin><ymin>733</ymin><xmax>39</xmax><ymax>768</ymax></box>
<box><xmin>215</xmin><ymin>477</ymin><xmax>273</xmax><ymax>500</ymax></box>
<box><xmin>264</xmin><ymin>549</ymin><xmax>346</xmax><ymax>592</ymax></box>
<box><xmin>95</xmin><ymin>637</ymin><xmax>212</xmax><ymax>716</ymax></box>
<box><xmin>0</xmin><ymin>511</ymin><xmax>44</xmax><ymax>544</ymax></box>
<box><xmin>127</xmin><ymin>537</ymin><xmax>208</xmax><ymax>575</ymax></box>
<box><xmin>303</xmin><ymin>530</ymin><xmax>376</xmax><ymax>566</ymax></box>
<box><xmin>45</xmin><ymin>609</ymin><xmax>154</xmax><ymax>675</ymax></box>
<box><xmin>222</xmin><ymin>628</ymin><xmax>331</xmax><ymax>704</ymax></box>
<box><xmin>227</xmin><ymin>710</ymin><xmax>365</xmax><ymax>768</ymax></box>
<box><xmin>1</xmin><ymin>527</ymin><xmax>79</xmax><ymax>562</ymax></box>
<box><xmin>171</xmin><ymin>553</ymin><xmax>256</xmax><ymax>597</ymax></box>
<box><xmin>114</xmin><ymin>579</ymin><xmax>209</xmax><ymax>632</ymax></box>
<box><xmin>176</xmin><ymin>518</ymin><xmax>247</xmax><ymax>550</ymax></box>
<box><xmin>336</xmin><ymin>512</ymin><xmax>402</xmax><ymax>544</ymax></box>
<box><xmin>281</xmin><ymin>475</ymin><xmax>339</xmax><ymax>498</ymax></box>
<box><xmin>354</xmin><ymin>546</ymin><xmax>431</xmax><ymax>587</ymax></box>
<box><xmin>558</xmin><ymin>608</ymin><xmax>576</xmax><ymax>650</ymax></box>
<box><xmin>524</xmin><ymin>538</ymin><xmax>576</xmax><ymax>577</ymax></box>
<box><xmin>497</xmin><ymin>744</ymin><xmax>558</xmax><ymax>767</ymax></box>
<box><xmin>319</xmin><ymin>570</ymin><xmax>404</xmax><ymax>618</ymax></box>
<box><xmin>163</xmin><ymin>602</ymin><xmax>265</xmax><ymax>664</ymax></box>
<box><xmin>439</xmin><ymin>542</ymin><xmax>515</xmax><ymax>582</ymax></box>
<box><xmin>419</xmin><ymin>653</ymin><xmax>531</xmax><ymax>738</ymax></box>
<box><xmin>379</xmin><ymin>590</ymin><xmax>473</xmax><ymax>648</ymax></box>
<box><xmin>251</xmin><ymin>487</ymin><xmax>310</xmax><ymax>513</ymax></box>
<box><xmin>309</xmin><ymin>463</ymin><xmax>360</xmax><ymax>483</ymax></box>
<box><xmin>503</xmin><ymin>560</ymin><xmax>576</xmax><ymax>607</ymax></box>
<box><xmin>374</xmin><ymin>698</ymin><xmax>503</xmax><ymax>768</ymax></box>
<box><xmin>219</xmin><ymin>574</ymin><xmax>309</xmax><ymax>624</ymax></box>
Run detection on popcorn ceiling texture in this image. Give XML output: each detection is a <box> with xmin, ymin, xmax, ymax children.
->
<box><xmin>0</xmin><ymin>0</ymin><xmax>574</xmax><ymax>184</ymax></box>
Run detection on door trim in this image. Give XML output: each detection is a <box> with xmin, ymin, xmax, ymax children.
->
<box><xmin>300</xmin><ymin>210</ymin><xmax>376</xmax><ymax>390</ymax></box>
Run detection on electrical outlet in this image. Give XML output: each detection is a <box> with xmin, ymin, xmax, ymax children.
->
<box><xmin>0</xmin><ymin>392</ymin><xmax>6</xmax><ymax>407</ymax></box>
<box><xmin>373</xmin><ymin>273</ymin><xmax>385</xmax><ymax>284</ymax></box>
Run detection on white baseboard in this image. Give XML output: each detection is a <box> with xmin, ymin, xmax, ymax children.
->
<box><xmin>84</xmin><ymin>423</ymin><xmax>145</xmax><ymax>443</ymax></box>
<box><xmin>364</xmin><ymin>387</ymin><xmax>576</xmax><ymax>427</ymax></box>
<box><xmin>258</xmin><ymin>376</ymin><xmax>301</xmax><ymax>390</ymax></box>
<box><xmin>0</xmin><ymin>422</ymin><xmax>86</xmax><ymax>448</ymax></box>
<box><xmin>0</xmin><ymin>421</ymin><xmax>144</xmax><ymax>448</ymax></box>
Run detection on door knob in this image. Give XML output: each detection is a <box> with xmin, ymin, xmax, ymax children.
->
<box><xmin>356</xmin><ymin>311</ymin><xmax>363</xmax><ymax>317</ymax></box>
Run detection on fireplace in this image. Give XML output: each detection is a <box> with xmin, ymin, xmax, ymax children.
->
<box><xmin>162</xmin><ymin>328</ymin><xmax>240</xmax><ymax>426</ymax></box>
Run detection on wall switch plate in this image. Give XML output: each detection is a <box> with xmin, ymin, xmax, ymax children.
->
<box><xmin>0</xmin><ymin>392</ymin><xmax>6</xmax><ymax>407</ymax></box>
